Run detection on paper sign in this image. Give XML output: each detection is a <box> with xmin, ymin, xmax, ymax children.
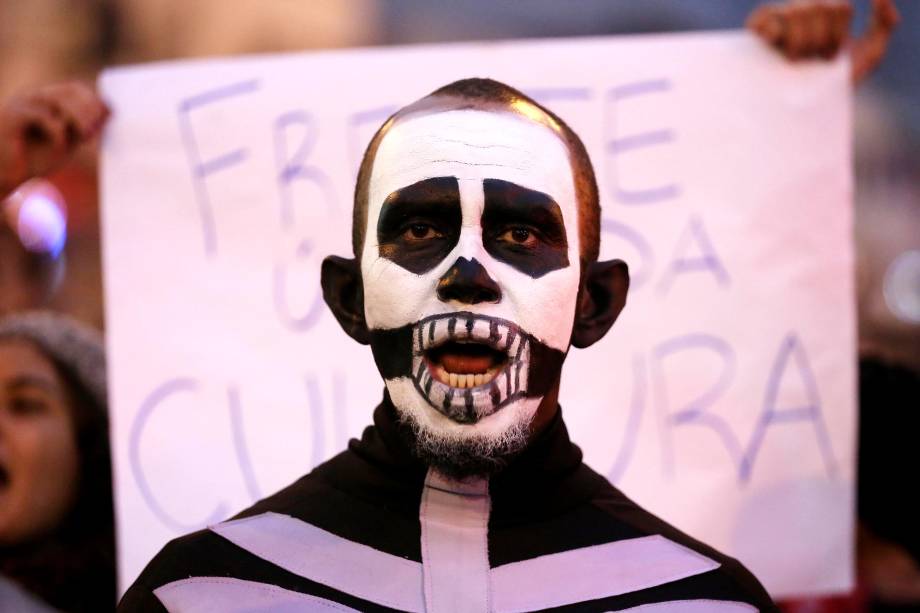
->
<box><xmin>100</xmin><ymin>31</ymin><xmax>854</xmax><ymax>597</ymax></box>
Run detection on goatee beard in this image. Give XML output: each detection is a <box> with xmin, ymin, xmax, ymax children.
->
<box><xmin>393</xmin><ymin>404</ymin><xmax>532</xmax><ymax>480</ymax></box>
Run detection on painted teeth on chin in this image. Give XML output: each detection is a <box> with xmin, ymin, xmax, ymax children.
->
<box><xmin>413</xmin><ymin>313</ymin><xmax>531</xmax><ymax>424</ymax></box>
<box><xmin>419</xmin><ymin>313</ymin><xmax>518</xmax><ymax>354</ymax></box>
<box><xmin>410</xmin><ymin>313</ymin><xmax>533</xmax><ymax>422</ymax></box>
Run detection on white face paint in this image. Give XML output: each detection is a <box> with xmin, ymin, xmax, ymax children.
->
<box><xmin>361</xmin><ymin>108</ymin><xmax>582</xmax><ymax>451</ymax></box>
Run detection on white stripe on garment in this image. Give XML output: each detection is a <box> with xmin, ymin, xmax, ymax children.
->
<box><xmin>209</xmin><ymin>510</ymin><xmax>726</xmax><ymax>613</ymax></box>
<box><xmin>153</xmin><ymin>577</ymin><xmax>360</xmax><ymax>612</ymax></box>
<box><xmin>612</xmin><ymin>599</ymin><xmax>758</xmax><ymax>612</ymax></box>
<box><xmin>420</xmin><ymin>469</ymin><xmax>492</xmax><ymax>613</ymax></box>
<box><xmin>491</xmin><ymin>534</ymin><xmax>721</xmax><ymax>613</ymax></box>
<box><xmin>210</xmin><ymin>512</ymin><xmax>424</xmax><ymax>612</ymax></box>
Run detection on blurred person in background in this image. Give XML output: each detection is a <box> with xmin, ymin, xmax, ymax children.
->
<box><xmin>0</xmin><ymin>311</ymin><xmax>114</xmax><ymax>612</ymax></box>
<box><xmin>850</xmin><ymin>83</ymin><xmax>920</xmax><ymax>613</ymax></box>
<box><xmin>0</xmin><ymin>80</ymin><xmax>112</xmax><ymax>611</ymax></box>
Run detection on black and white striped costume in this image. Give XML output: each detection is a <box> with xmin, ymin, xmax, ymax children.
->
<box><xmin>119</xmin><ymin>396</ymin><xmax>777</xmax><ymax>612</ymax></box>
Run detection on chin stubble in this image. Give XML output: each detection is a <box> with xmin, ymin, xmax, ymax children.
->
<box><xmin>393</xmin><ymin>406</ymin><xmax>532</xmax><ymax>480</ymax></box>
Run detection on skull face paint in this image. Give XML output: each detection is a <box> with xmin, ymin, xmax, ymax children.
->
<box><xmin>361</xmin><ymin>108</ymin><xmax>581</xmax><ymax>453</ymax></box>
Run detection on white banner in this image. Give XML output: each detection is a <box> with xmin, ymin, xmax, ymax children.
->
<box><xmin>100</xmin><ymin>31</ymin><xmax>854</xmax><ymax>597</ymax></box>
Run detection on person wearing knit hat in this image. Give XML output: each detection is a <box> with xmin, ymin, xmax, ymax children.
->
<box><xmin>0</xmin><ymin>311</ymin><xmax>114</xmax><ymax>612</ymax></box>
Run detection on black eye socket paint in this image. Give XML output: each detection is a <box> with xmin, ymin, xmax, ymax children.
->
<box><xmin>481</xmin><ymin>178</ymin><xmax>569</xmax><ymax>279</ymax></box>
<box><xmin>377</xmin><ymin>176</ymin><xmax>462</xmax><ymax>275</ymax></box>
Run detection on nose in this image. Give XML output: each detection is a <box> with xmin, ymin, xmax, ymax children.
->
<box><xmin>437</xmin><ymin>257</ymin><xmax>501</xmax><ymax>305</ymax></box>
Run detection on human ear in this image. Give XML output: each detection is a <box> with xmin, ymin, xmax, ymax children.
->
<box><xmin>571</xmin><ymin>259</ymin><xmax>629</xmax><ymax>349</ymax></box>
<box><xmin>321</xmin><ymin>255</ymin><xmax>370</xmax><ymax>345</ymax></box>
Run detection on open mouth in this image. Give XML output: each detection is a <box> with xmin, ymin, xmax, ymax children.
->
<box><xmin>0</xmin><ymin>464</ymin><xmax>9</xmax><ymax>492</ymax></box>
<box><xmin>410</xmin><ymin>312</ymin><xmax>531</xmax><ymax>423</ymax></box>
<box><xmin>425</xmin><ymin>341</ymin><xmax>507</xmax><ymax>389</ymax></box>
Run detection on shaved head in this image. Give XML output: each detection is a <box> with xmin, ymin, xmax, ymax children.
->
<box><xmin>352</xmin><ymin>78</ymin><xmax>601</xmax><ymax>265</ymax></box>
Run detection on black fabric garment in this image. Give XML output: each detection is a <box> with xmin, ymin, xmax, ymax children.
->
<box><xmin>119</xmin><ymin>394</ymin><xmax>777</xmax><ymax>612</ymax></box>
<box><xmin>858</xmin><ymin>359</ymin><xmax>920</xmax><ymax>561</ymax></box>
<box><xmin>857</xmin><ymin>358</ymin><xmax>920</xmax><ymax>612</ymax></box>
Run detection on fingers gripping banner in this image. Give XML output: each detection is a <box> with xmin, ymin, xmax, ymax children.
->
<box><xmin>100</xmin><ymin>32</ymin><xmax>853</xmax><ymax>597</ymax></box>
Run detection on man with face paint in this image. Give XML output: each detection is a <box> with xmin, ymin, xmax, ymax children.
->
<box><xmin>121</xmin><ymin>4</ymin><xmax>899</xmax><ymax>610</ymax></box>
<box><xmin>120</xmin><ymin>79</ymin><xmax>778</xmax><ymax>612</ymax></box>
<box><xmin>342</xmin><ymin>86</ymin><xmax>604</xmax><ymax>480</ymax></box>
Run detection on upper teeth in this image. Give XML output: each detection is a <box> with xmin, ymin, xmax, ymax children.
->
<box><xmin>451</xmin><ymin>373</ymin><xmax>478</xmax><ymax>388</ymax></box>
<box><xmin>431</xmin><ymin>363</ymin><xmax>501</xmax><ymax>388</ymax></box>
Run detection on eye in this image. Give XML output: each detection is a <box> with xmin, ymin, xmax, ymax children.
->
<box><xmin>498</xmin><ymin>226</ymin><xmax>538</xmax><ymax>247</ymax></box>
<box><xmin>402</xmin><ymin>223</ymin><xmax>443</xmax><ymax>241</ymax></box>
<box><xmin>8</xmin><ymin>396</ymin><xmax>48</xmax><ymax>417</ymax></box>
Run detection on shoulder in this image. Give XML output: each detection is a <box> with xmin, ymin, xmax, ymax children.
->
<box><xmin>117</xmin><ymin>529</ymin><xmax>229</xmax><ymax>611</ymax></box>
<box><xmin>118</xmin><ymin>450</ymin><xmax>422</xmax><ymax>611</ymax></box>
<box><xmin>587</xmin><ymin>472</ymin><xmax>778</xmax><ymax>612</ymax></box>
<box><xmin>118</xmin><ymin>471</ymin><xmax>327</xmax><ymax>611</ymax></box>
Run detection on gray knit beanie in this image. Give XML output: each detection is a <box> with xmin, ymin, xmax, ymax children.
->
<box><xmin>0</xmin><ymin>311</ymin><xmax>107</xmax><ymax>413</ymax></box>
